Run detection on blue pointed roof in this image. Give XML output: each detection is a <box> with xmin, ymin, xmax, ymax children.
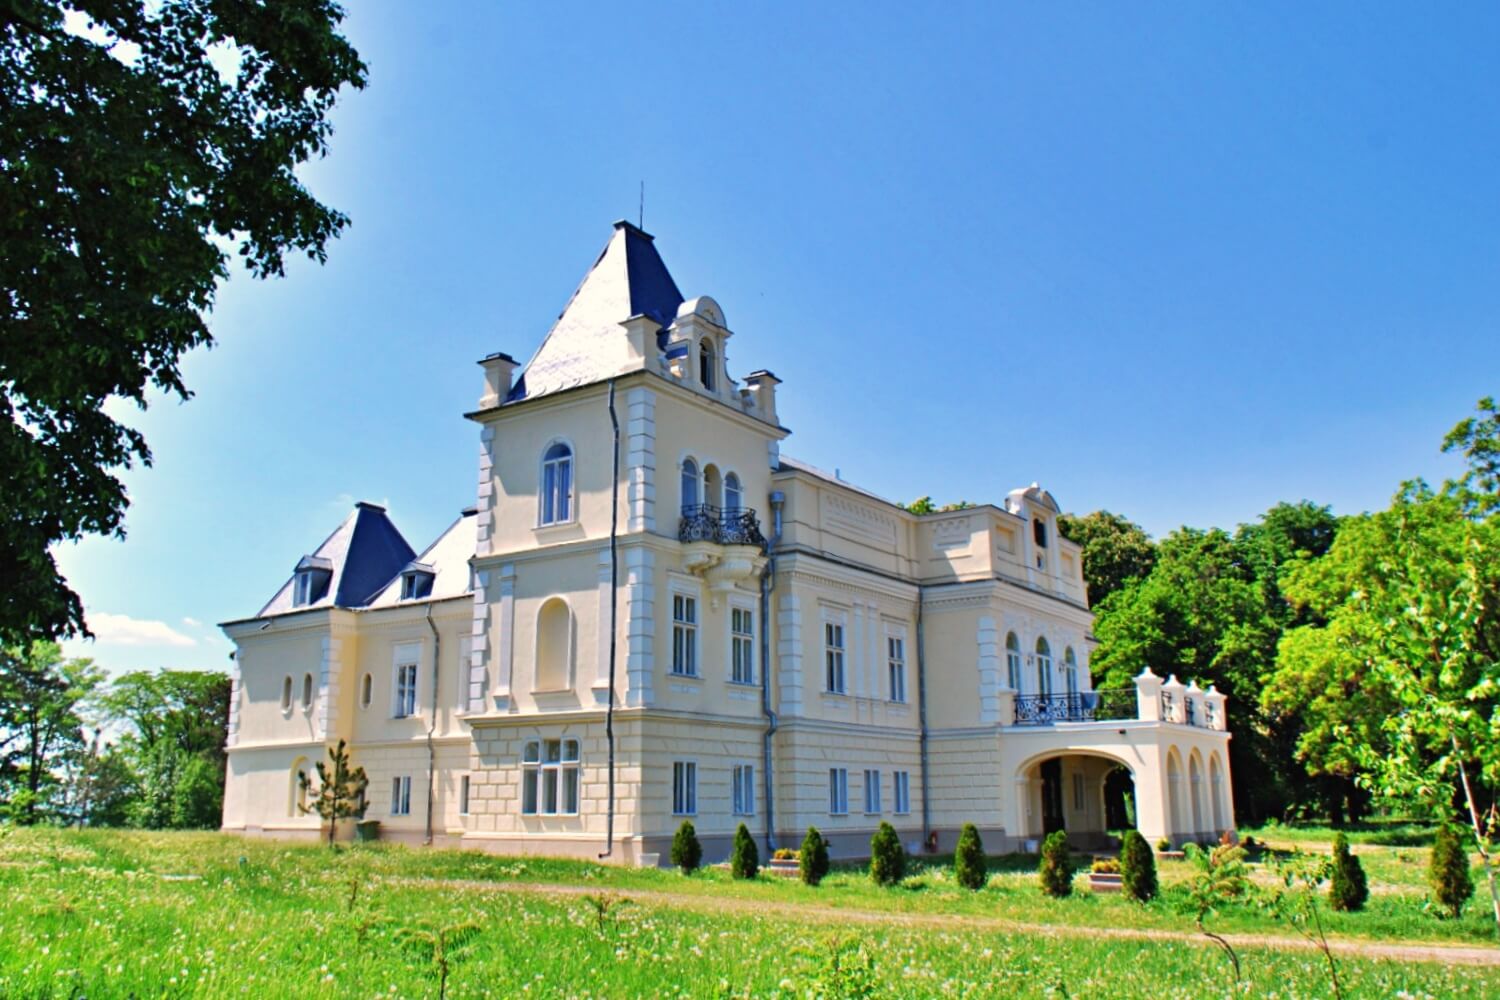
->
<box><xmin>258</xmin><ymin>502</ymin><xmax>417</xmax><ymax>616</ymax></box>
<box><xmin>508</xmin><ymin>221</ymin><xmax>684</xmax><ymax>402</ymax></box>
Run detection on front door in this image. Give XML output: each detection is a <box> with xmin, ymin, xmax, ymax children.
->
<box><xmin>1040</xmin><ymin>758</ymin><xmax>1066</xmax><ymax>835</ymax></box>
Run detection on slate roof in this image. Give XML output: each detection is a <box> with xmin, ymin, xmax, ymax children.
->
<box><xmin>508</xmin><ymin>220</ymin><xmax>684</xmax><ymax>403</ymax></box>
<box><xmin>258</xmin><ymin>502</ymin><xmax>417</xmax><ymax>617</ymax></box>
<box><xmin>367</xmin><ymin>509</ymin><xmax>478</xmax><ymax>608</ymax></box>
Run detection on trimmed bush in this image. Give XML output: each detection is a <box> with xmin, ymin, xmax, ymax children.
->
<box><xmin>1091</xmin><ymin>858</ymin><xmax>1120</xmax><ymax>874</ymax></box>
<box><xmin>1120</xmin><ymin>830</ymin><xmax>1158</xmax><ymax>902</ymax></box>
<box><xmin>730</xmin><ymin>823</ymin><xmax>760</xmax><ymax>879</ymax></box>
<box><xmin>1430</xmin><ymin>824</ymin><xmax>1475</xmax><ymax>918</ymax></box>
<box><xmin>870</xmin><ymin>822</ymin><xmax>906</xmax><ymax>885</ymax></box>
<box><xmin>670</xmin><ymin>820</ymin><xmax>702</xmax><ymax>874</ymax></box>
<box><xmin>1328</xmin><ymin>832</ymin><xmax>1368</xmax><ymax>912</ymax></box>
<box><xmin>954</xmin><ymin>823</ymin><xmax>987</xmax><ymax>890</ymax></box>
<box><xmin>1156</xmin><ymin>837</ymin><xmax>1171</xmax><ymax>852</ymax></box>
<box><xmin>1039</xmin><ymin>830</ymin><xmax>1074</xmax><ymax>897</ymax></box>
<box><xmin>799</xmin><ymin>826</ymin><xmax>831</xmax><ymax>886</ymax></box>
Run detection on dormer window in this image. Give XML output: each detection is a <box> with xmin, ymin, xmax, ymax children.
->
<box><xmin>291</xmin><ymin>555</ymin><xmax>333</xmax><ymax>607</ymax></box>
<box><xmin>699</xmin><ymin>338</ymin><xmax>715</xmax><ymax>391</ymax></box>
<box><xmin>399</xmin><ymin>562</ymin><xmax>435</xmax><ymax>601</ymax></box>
<box><xmin>1033</xmin><ymin>518</ymin><xmax>1048</xmax><ymax>549</ymax></box>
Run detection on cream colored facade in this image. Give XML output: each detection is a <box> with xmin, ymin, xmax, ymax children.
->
<box><xmin>222</xmin><ymin>221</ymin><xmax>1235</xmax><ymax>862</ymax></box>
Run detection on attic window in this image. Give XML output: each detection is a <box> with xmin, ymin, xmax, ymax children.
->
<box><xmin>294</xmin><ymin>572</ymin><xmax>315</xmax><ymax>606</ymax></box>
<box><xmin>1033</xmin><ymin>518</ymin><xmax>1048</xmax><ymax>549</ymax></box>
<box><xmin>291</xmin><ymin>556</ymin><xmax>332</xmax><ymax>607</ymax></box>
<box><xmin>399</xmin><ymin>562</ymin><xmax>436</xmax><ymax>601</ymax></box>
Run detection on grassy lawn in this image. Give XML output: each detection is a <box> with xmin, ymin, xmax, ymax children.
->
<box><xmin>2</xmin><ymin>827</ymin><xmax>1496</xmax><ymax>998</ymax></box>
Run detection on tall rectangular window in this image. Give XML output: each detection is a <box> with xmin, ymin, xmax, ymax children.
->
<box><xmin>828</xmin><ymin>767</ymin><xmax>848</xmax><ymax>815</ymax></box>
<box><xmin>864</xmin><ymin>769</ymin><xmax>882</xmax><ymax>814</ymax></box>
<box><xmin>394</xmin><ymin>662</ymin><xmax>418</xmax><ymax>718</ymax></box>
<box><xmin>732</xmin><ymin>764</ymin><xmax>755</xmax><ymax>816</ymax></box>
<box><xmin>541</xmin><ymin>444</ymin><xmax>572</xmax><ymax>525</ymax></box>
<box><xmin>887</xmin><ymin>636</ymin><xmax>907</xmax><ymax>703</ymax></box>
<box><xmin>731</xmin><ymin>608</ymin><xmax>755</xmax><ymax>684</ymax></box>
<box><xmin>893</xmin><ymin>771</ymin><xmax>911</xmax><ymax>815</ymax></box>
<box><xmin>391</xmin><ymin>775</ymin><xmax>411</xmax><ymax>816</ymax></box>
<box><xmin>672</xmin><ymin>761</ymin><xmax>697</xmax><ymax>815</ymax></box>
<box><xmin>459</xmin><ymin>775</ymin><xmax>471</xmax><ymax>816</ymax></box>
<box><xmin>824</xmin><ymin>623</ymin><xmax>845</xmax><ymax>693</ymax></box>
<box><xmin>672</xmin><ymin>595</ymin><xmax>698</xmax><ymax>676</ymax></box>
<box><xmin>521</xmin><ymin>739</ymin><xmax>580</xmax><ymax>815</ymax></box>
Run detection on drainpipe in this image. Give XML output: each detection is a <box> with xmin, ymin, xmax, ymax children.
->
<box><xmin>423</xmin><ymin>603</ymin><xmax>441</xmax><ymax>846</ymax></box>
<box><xmin>599</xmin><ymin>380</ymin><xmax>620</xmax><ymax>859</ymax></box>
<box><xmin>916</xmin><ymin>591</ymin><xmax>931</xmax><ymax>849</ymax></box>
<box><xmin>760</xmin><ymin>490</ymin><xmax>785</xmax><ymax>854</ymax></box>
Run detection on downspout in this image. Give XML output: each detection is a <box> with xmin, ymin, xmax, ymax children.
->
<box><xmin>916</xmin><ymin>591</ymin><xmax>931</xmax><ymax>849</ymax></box>
<box><xmin>423</xmin><ymin>603</ymin><xmax>441</xmax><ymax>846</ymax></box>
<box><xmin>599</xmin><ymin>380</ymin><xmax>620</xmax><ymax>859</ymax></box>
<box><xmin>761</xmin><ymin>490</ymin><xmax>785</xmax><ymax>854</ymax></box>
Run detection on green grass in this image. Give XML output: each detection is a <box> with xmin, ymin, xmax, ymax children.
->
<box><xmin>1</xmin><ymin>828</ymin><xmax>1496</xmax><ymax>998</ymax></box>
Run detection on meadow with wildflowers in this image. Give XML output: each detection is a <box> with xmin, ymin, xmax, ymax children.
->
<box><xmin>1</xmin><ymin>827</ymin><xmax>1495</xmax><ymax>998</ymax></box>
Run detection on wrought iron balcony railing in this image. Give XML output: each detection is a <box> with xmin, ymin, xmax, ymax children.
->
<box><xmin>1013</xmin><ymin>690</ymin><xmax>1137</xmax><ymax>726</ymax></box>
<box><xmin>678</xmin><ymin>504</ymin><xmax>766</xmax><ymax>548</ymax></box>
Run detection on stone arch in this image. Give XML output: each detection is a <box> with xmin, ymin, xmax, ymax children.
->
<box><xmin>1014</xmin><ymin>747</ymin><xmax>1139</xmax><ymax>848</ymax></box>
<box><xmin>680</xmin><ymin>456</ymin><xmax>700</xmax><ymax>511</ymax></box>
<box><xmin>534</xmin><ymin>598</ymin><xmax>574</xmax><ymax>692</ymax></box>
<box><xmin>1188</xmin><ymin>749</ymin><xmax>1206</xmax><ymax>839</ymax></box>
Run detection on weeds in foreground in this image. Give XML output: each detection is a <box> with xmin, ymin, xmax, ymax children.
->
<box><xmin>580</xmin><ymin>892</ymin><xmax>633</xmax><ymax>935</ymax></box>
<box><xmin>394</xmin><ymin>921</ymin><xmax>482</xmax><ymax>1000</ymax></box>
<box><xmin>1265</xmin><ymin>850</ymin><xmax>1345</xmax><ymax>999</ymax></box>
<box><xmin>1183</xmin><ymin>842</ymin><xmax>1249</xmax><ymax>983</ymax></box>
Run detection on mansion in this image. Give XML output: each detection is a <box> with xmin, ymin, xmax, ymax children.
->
<box><xmin>220</xmin><ymin>222</ymin><xmax>1235</xmax><ymax>862</ymax></box>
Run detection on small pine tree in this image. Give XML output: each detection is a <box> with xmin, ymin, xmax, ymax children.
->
<box><xmin>1429</xmin><ymin>823</ymin><xmax>1475</xmax><ymax>919</ymax></box>
<box><xmin>1039</xmin><ymin>830</ymin><xmax>1074</xmax><ymax>897</ymax></box>
<box><xmin>1328</xmin><ymin>832</ymin><xmax>1368</xmax><ymax>912</ymax></box>
<box><xmin>1119</xmin><ymin>830</ymin><xmax>1158</xmax><ymax>902</ymax></box>
<box><xmin>730</xmin><ymin>822</ymin><xmax>760</xmax><ymax>879</ymax></box>
<box><xmin>299</xmin><ymin>739</ymin><xmax>369</xmax><ymax>847</ymax></box>
<box><xmin>670</xmin><ymin>820</ymin><xmax>702</xmax><ymax>874</ymax></box>
<box><xmin>869</xmin><ymin>821</ymin><xmax>906</xmax><ymax>886</ymax></box>
<box><xmin>800</xmin><ymin>826</ymin><xmax>831</xmax><ymax>886</ymax></box>
<box><xmin>954</xmin><ymin>823</ymin><xmax>987</xmax><ymax>890</ymax></box>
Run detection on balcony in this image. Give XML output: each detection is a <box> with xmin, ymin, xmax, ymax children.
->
<box><xmin>677</xmin><ymin>504</ymin><xmax>767</xmax><ymax>598</ymax></box>
<box><xmin>1008</xmin><ymin>670</ymin><xmax>1228</xmax><ymax>731</ymax></box>
<box><xmin>678</xmin><ymin>504</ymin><xmax>766</xmax><ymax>547</ymax></box>
<box><xmin>1013</xmin><ymin>690</ymin><xmax>1137</xmax><ymax>726</ymax></box>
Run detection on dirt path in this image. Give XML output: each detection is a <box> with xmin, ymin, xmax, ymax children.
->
<box><xmin>386</xmin><ymin>876</ymin><xmax>1500</xmax><ymax>967</ymax></box>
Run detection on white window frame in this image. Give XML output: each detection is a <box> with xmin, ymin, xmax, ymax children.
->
<box><xmin>293</xmin><ymin>571</ymin><xmax>314</xmax><ymax>607</ymax></box>
<box><xmin>671</xmin><ymin>590</ymin><xmax>699</xmax><ymax>677</ymax></box>
<box><xmin>893</xmin><ymin>770</ymin><xmax>911</xmax><ymax>815</ymax></box>
<box><xmin>886</xmin><ymin>632</ymin><xmax>907</xmax><ymax>703</ymax></box>
<box><xmin>539</xmin><ymin>440</ymin><xmax>574</xmax><ymax>526</ymax></box>
<box><xmin>672</xmin><ymin>760</ymin><xmax>698</xmax><ymax>816</ymax></box>
<box><xmin>391</xmin><ymin>775</ymin><xmax>412</xmax><ymax>816</ymax></box>
<box><xmin>680</xmin><ymin>457</ymin><xmax>700</xmax><ymax>512</ymax></box>
<box><xmin>459</xmin><ymin>774</ymin><xmax>471</xmax><ymax>816</ymax></box>
<box><xmin>829</xmin><ymin>767</ymin><xmax>849</xmax><ymax>815</ymax></box>
<box><xmin>1036</xmin><ymin>637</ymin><xmax>1052</xmax><ymax>696</ymax></box>
<box><xmin>724</xmin><ymin>471</ymin><xmax>743</xmax><ymax>511</ymax></box>
<box><xmin>824</xmin><ymin>617</ymin><xmax>847</xmax><ymax>694</ymax></box>
<box><xmin>732</xmin><ymin>763</ymin><xmax>755</xmax><ymax>816</ymax></box>
<box><xmin>393</xmin><ymin>643</ymin><xmax>421</xmax><ymax>719</ymax></box>
<box><xmin>863</xmin><ymin>768</ymin><xmax>882</xmax><ymax>814</ymax></box>
<box><xmin>1005</xmin><ymin>632</ymin><xmax>1022</xmax><ymax>691</ymax></box>
<box><xmin>698</xmin><ymin>337</ymin><xmax>716</xmax><ymax>391</ymax></box>
<box><xmin>729</xmin><ymin>603</ymin><xmax>755</xmax><ymax>685</ymax></box>
<box><xmin>521</xmin><ymin>738</ymin><xmax>580</xmax><ymax>816</ymax></box>
<box><xmin>1064</xmin><ymin>646</ymin><xmax>1079</xmax><ymax>698</ymax></box>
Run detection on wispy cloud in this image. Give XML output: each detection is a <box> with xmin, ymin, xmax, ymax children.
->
<box><xmin>85</xmin><ymin>612</ymin><xmax>197</xmax><ymax>648</ymax></box>
<box><xmin>181</xmin><ymin>616</ymin><xmax>202</xmax><ymax>628</ymax></box>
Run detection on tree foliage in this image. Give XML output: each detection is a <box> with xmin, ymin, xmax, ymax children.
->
<box><xmin>1328</xmin><ymin>832</ymin><xmax>1368</xmax><ymax>912</ymax></box>
<box><xmin>670</xmin><ymin>820</ymin><xmax>702</xmax><ymax>873</ymax></box>
<box><xmin>1119</xmin><ymin>829</ymin><xmax>1158</xmax><ymax>902</ymax></box>
<box><xmin>299</xmin><ymin>739</ymin><xmax>368</xmax><ymax>846</ymax></box>
<box><xmin>103</xmin><ymin>669</ymin><xmax>230</xmax><ymax>829</ymax></box>
<box><xmin>730</xmin><ymin>822</ymin><xmax>759</xmax><ymax>879</ymax></box>
<box><xmin>953</xmin><ymin>822</ymin><xmax>986</xmax><ymax>890</ymax></box>
<box><xmin>799</xmin><ymin>826</ymin><xmax>830</xmax><ymax>886</ymax></box>
<box><xmin>0</xmin><ymin>0</ymin><xmax>366</xmax><ymax>648</ymax></box>
<box><xmin>1038</xmin><ymin>830</ymin><xmax>1073</xmax><ymax>897</ymax></box>
<box><xmin>0</xmin><ymin>641</ymin><xmax>102</xmax><ymax>823</ymax></box>
<box><xmin>1057</xmin><ymin>510</ymin><xmax>1156</xmax><ymax>608</ymax></box>
<box><xmin>1430</xmin><ymin>824</ymin><xmax>1476</xmax><ymax>919</ymax></box>
<box><xmin>869</xmin><ymin>821</ymin><xmax>905</xmax><ymax>885</ymax></box>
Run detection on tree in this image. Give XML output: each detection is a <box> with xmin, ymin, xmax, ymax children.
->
<box><xmin>0</xmin><ymin>641</ymin><xmax>102</xmax><ymax>822</ymax></box>
<box><xmin>0</xmin><ymin>0</ymin><xmax>366</xmax><ymax>649</ymax></box>
<box><xmin>101</xmin><ymin>669</ymin><xmax>230</xmax><ymax>829</ymax></box>
<box><xmin>299</xmin><ymin>739</ymin><xmax>368</xmax><ymax>847</ymax></box>
<box><xmin>1183</xmin><ymin>842</ymin><xmax>1250</xmax><ymax>983</ymax></box>
<box><xmin>1038</xmin><ymin>830</ymin><xmax>1073</xmax><ymax>897</ymax></box>
<box><xmin>869</xmin><ymin>821</ymin><xmax>906</xmax><ymax>886</ymax></box>
<box><xmin>1328</xmin><ymin>833</ymin><xmax>1367</xmax><ymax>912</ymax></box>
<box><xmin>1057</xmin><ymin>510</ymin><xmax>1156</xmax><ymax>608</ymax></box>
<box><xmin>1119</xmin><ymin>830</ymin><xmax>1157</xmax><ymax>902</ymax></box>
<box><xmin>670</xmin><ymin>820</ymin><xmax>702</xmax><ymax>873</ymax></box>
<box><xmin>953</xmin><ymin>823</ymin><xmax>986</xmax><ymax>890</ymax></box>
<box><xmin>799</xmin><ymin>826</ymin><xmax>830</xmax><ymax>886</ymax></box>
<box><xmin>730</xmin><ymin>822</ymin><xmax>759</xmax><ymax>879</ymax></box>
<box><xmin>1430</xmin><ymin>824</ymin><xmax>1475</xmax><ymax>919</ymax></box>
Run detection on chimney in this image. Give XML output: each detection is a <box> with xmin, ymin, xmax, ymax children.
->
<box><xmin>744</xmin><ymin>370</ymin><xmax>781</xmax><ymax>424</ymax></box>
<box><xmin>619</xmin><ymin>314</ymin><xmax>663</xmax><ymax>370</ymax></box>
<box><xmin>478</xmin><ymin>352</ymin><xmax>518</xmax><ymax>409</ymax></box>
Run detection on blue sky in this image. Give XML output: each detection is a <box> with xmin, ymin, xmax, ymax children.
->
<box><xmin>57</xmin><ymin>1</ymin><xmax>1500</xmax><ymax>673</ymax></box>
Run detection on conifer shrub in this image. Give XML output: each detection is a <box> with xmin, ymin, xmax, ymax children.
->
<box><xmin>730</xmin><ymin>822</ymin><xmax>760</xmax><ymax>879</ymax></box>
<box><xmin>1119</xmin><ymin>830</ymin><xmax>1158</xmax><ymax>902</ymax></box>
<box><xmin>869</xmin><ymin>821</ymin><xmax>907</xmax><ymax>886</ymax></box>
<box><xmin>1328</xmin><ymin>832</ymin><xmax>1368</xmax><ymax>912</ymax></box>
<box><xmin>670</xmin><ymin>820</ymin><xmax>702</xmax><ymax>874</ymax></box>
<box><xmin>954</xmin><ymin>823</ymin><xmax>987</xmax><ymax>890</ymax></box>
<box><xmin>799</xmin><ymin>826</ymin><xmax>831</xmax><ymax>886</ymax></box>
<box><xmin>1429</xmin><ymin>823</ymin><xmax>1475</xmax><ymax>918</ymax></box>
<box><xmin>1039</xmin><ymin>830</ymin><xmax>1074</xmax><ymax>897</ymax></box>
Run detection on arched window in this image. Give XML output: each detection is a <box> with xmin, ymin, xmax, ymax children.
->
<box><xmin>1005</xmin><ymin>632</ymin><xmax>1022</xmax><ymax>690</ymax></box>
<box><xmin>681</xmin><ymin>458</ymin><xmax>699</xmax><ymax>512</ymax></box>
<box><xmin>1064</xmin><ymin>647</ymin><xmax>1079</xmax><ymax>698</ymax></box>
<box><xmin>281</xmin><ymin>676</ymin><xmax>293</xmax><ymax>713</ymax></box>
<box><xmin>290</xmin><ymin>758</ymin><xmax>309</xmax><ymax>817</ymax></box>
<box><xmin>540</xmin><ymin>442</ymin><xmax>573</xmax><ymax>525</ymax></box>
<box><xmin>725</xmin><ymin>473</ymin><xmax>743</xmax><ymax>512</ymax></box>
<box><xmin>301</xmin><ymin>673</ymin><xmax>314</xmax><ymax>710</ymax></box>
<box><xmin>699</xmin><ymin>338</ymin><xmax>715</xmax><ymax>391</ymax></box>
<box><xmin>535</xmin><ymin>598</ymin><xmax>572</xmax><ymax>691</ymax></box>
<box><xmin>1035</xmin><ymin>637</ymin><xmax>1052</xmax><ymax>696</ymax></box>
<box><xmin>703</xmin><ymin>464</ymin><xmax>721</xmax><ymax>508</ymax></box>
<box><xmin>1033</xmin><ymin>518</ymin><xmax>1048</xmax><ymax>548</ymax></box>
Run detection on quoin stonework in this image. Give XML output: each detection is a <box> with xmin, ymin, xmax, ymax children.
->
<box><xmin>220</xmin><ymin>221</ymin><xmax>1236</xmax><ymax>863</ymax></box>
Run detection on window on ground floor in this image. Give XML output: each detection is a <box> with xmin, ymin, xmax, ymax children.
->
<box><xmin>829</xmin><ymin>767</ymin><xmax>848</xmax><ymax>815</ymax></box>
<box><xmin>673</xmin><ymin>761</ymin><xmax>697</xmax><ymax>816</ymax></box>
<box><xmin>391</xmin><ymin>775</ymin><xmax>412</xmax><ymax>816</ymax></box>
<box><xmin>893</xmin><ymin>771</ymin><xmax>911</xmax><ymax>815</ymax></box>
<box><xmin>522</xmin><ymin>738</ymin><xmax>580</xmax><ymax>815</ymax></box>
<box><xmin>732</xmin><ymin>763</ymin><xmax>755</xmax><ymax>816</ymax></box>
<box><xmin>863</xmin><ymin>769</ymin><xmax>881</xmax><ymax>814</ymax></box>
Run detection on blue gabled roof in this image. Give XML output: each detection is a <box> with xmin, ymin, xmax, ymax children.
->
<box><xmin>335</xmin><ymin>502</ymin><xmax>418</xmax><ymax>607</ymax></box>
